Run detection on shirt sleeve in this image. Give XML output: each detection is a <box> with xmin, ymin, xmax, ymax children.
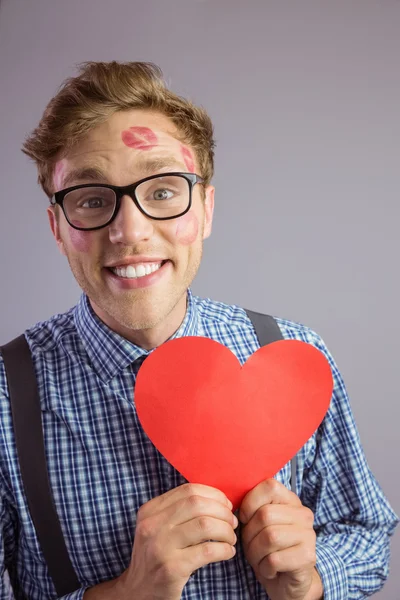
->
<box><xmin>0</xmin><ymin>479</ymin><xmax>17</xmax><ymax>599</ymax></box>
<box><xmin>299</xmin><ymin>331</ymin><xmax>399</xmax><ymax>600</ymax></box>
<box><xmin>0</xmin><ymin>356</ymin><xmax>90</xmax><ymax>600</ymax></box>
<box><xmin>0</xmin><ymin>475</ymin><xmax>87</xmax><ymax>600</ymax></box>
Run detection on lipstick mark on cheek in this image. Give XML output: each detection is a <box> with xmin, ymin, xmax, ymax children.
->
<box><xmin>175</xmin><ymin>212</ymin><xmax>199</xmax><ymax>245</ymax></box>
<box><xmin>121</xmin><ymin>127</ymin><xmax>158</xmax><ymax>150</ymax></box>
<box><xmin>68</xmin><ymin>222</ymin><xmax>93</xmax><ymax>253</ymax></box>
<box><xmin>181</xmin><ymin>145</ymin><xmax>195</xmax><ymax>172</ymax></box>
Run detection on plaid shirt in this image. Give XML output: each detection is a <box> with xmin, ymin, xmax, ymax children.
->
<box><xmin>0</xmin><ymin>289</ymin><xmax>398</xmax><ymax>599</ymax></box>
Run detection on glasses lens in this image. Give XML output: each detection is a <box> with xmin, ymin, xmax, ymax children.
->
<box><xmin>64</xmin><ymin>187</ymin><xmax>116</xmax><ymax>229</ymax></box>
<box><xmin>136</xmin><ymin>175</ymin><xmax>189</xmax><ymax>218</ymax></box>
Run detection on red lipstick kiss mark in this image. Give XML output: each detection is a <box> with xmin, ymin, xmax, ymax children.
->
<box><xmin>181</xmin><ymin>145</ymin><xmax>195</xmax><ymax>172</ymax></box>
<box><xmin>121</xmin><ymin>127</ymin><xmax>158</xmax><ymax>150</ymax></box>
<box><xmin>175</xmin><ymin>212</ymin><xmax>199</xmax><ymax>245</ymax></box>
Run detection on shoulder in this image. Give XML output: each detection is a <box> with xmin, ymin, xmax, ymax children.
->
<box><xmin>24</xmin><ymin>306</ymin><xmax>77</xmax><ymax>355</ymax></box>
<box><xmin>193</xmin><ymin>294</ymin><xmax>329</xmax><ymax>352</ymax></box>
<box><xmin>0</xmin><ymin>307</ymin><xmax>79</xmax><ymax>486</ymax></box>
<box><xmin>193</xmin><ymin>296</ymin><xmax>343</xmax><ymax>407</ymax></box>
<box><xmin>0</xmin><ymin>305</ymin><xmax>77</xmax><ymax>391</ymax></box>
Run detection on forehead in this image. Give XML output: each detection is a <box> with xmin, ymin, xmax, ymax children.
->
<box><xmin>85</xmin><ymin>109</ymin><xmax>179</xmax><ymax>146</ymax></box>
<box><xmin>57</xmin><ymin>109</ymin><xmax>194</xmax><ymax>187</ymax></box>
<box><xmin>73</xmin><ymin>109</ymin><xmax>180</xmax><ymax>153</ymax></box>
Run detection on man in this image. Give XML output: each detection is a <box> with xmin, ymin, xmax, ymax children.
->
<box><xmin>0</xmin><ymin>61</ymin><xmax>398</xmax><ymax>600</ymax></box>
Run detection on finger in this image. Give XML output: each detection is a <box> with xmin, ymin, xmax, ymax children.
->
<box><xmin>258</xmin><ymin>542</ymin><xmax>317</xmax><ymax>580</ymax></box>
<box><xmin>239</xmin><ymin>479</ymin><xmax>301</xmax><ymax>525</ymax></box>
<box><xmin>167</xmin><ymin>493</ymin><xmax>238</xmax><ymax>529</ymax></box>
<box><xmin>181</xmin><ymin>540</ymin><xmax>236</xmax><ymax>573</ymax></box>
<box><xmin>245</xmin><ymin>525</ymin><xmax>314</xmax><ymax>568</ymax></box>
<box><xmin>242</xmin><ymin>504</ymin><xmax>314</xmax><ymax>547</ymax></box>
<box><xmin>174</xmin><ymin>516</ymin><xmax>237</xmax><ymax>549</ymax></box>
<box><xmin>138</xmin><ymin>483</ymin><xmax>232</xmax><ymax>519</ymax></box>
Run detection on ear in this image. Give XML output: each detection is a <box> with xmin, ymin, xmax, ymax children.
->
<box><xmin>202</xmin><ymin>185</ymin><xmax>215</xmax><ymax>240</ymax></box>
<box><xmin>47</xmin><ymin>206</ymin><xmax>67</xmax><ymax>256</ymax></box>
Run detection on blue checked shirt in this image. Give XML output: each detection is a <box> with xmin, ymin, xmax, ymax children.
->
<box><xmin>0</xmin><ymin>289</ymin><xmax>398</xmax><ymax>600</ymax></box>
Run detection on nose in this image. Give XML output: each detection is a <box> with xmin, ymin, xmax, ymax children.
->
<box><xmin>108</xmin><ymin>195</ymin><xmax>154</xmax><ymax>245</ymax></box>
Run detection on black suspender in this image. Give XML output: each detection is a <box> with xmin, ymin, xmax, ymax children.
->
<box><xmin>244</xmin><ymin>310</ymin><xmax>297</xmax><ymax>493</ymax></box>
<box><xmin>0</xmin><ymin>310</ymin><xmax>295</xmax><ymax>596</ymax></box>
<box><xmin>244</xmin><ymin>310</ymin><xmax>283</xmax><ymax>346</ymax></box>
<box><xmin>1</xmin><ymin>335</ymin><xmax>81</xmax><ymax>596</ymax></box>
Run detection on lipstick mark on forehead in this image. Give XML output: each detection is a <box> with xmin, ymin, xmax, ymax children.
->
<box><xmin>175</xmin><ymin>211</ymin><xmax>199</xmax><ymax>245</ymax></box>
<box><xmin>53</xmin><ymin>160</ymin><xmax>66</xmax><ymax>192</ymax></box>
<box><xmin>121</xmin><ymin>127</ymin><xmax>159</xmax><ymax>150</ymax></box>
<box><xmin>181</xmin><ymin>145</ymin><xmax>195</xmax><ymax>172</ymax></box>
<box><xmin>69</xmin><ymin>220</ymin><xmax>93</xmax><ymax>253</ymax></box>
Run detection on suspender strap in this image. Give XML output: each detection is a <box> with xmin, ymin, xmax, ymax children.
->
<box><xmin>244</xmin><ymin>309</ymin><xmax>297</xmax><ymax>493</ymax></box>
<box><xmin>1</xmin><ymin>335</ymin><xmax>80</xmax><ymax>596</ymax></box>
<box><xmin>244</xmin><ymin>310</ymin><xmax>284</xmax><ymax>347</ymax></box>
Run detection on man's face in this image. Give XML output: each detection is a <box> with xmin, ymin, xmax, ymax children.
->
<box><xmin>48</xmin><ymin>109</ymin><xmax>214</xmax><ymax>344</ymax></box>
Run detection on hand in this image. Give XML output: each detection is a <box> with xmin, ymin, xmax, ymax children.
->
<box><xmin>239</xmin><ymin>479</ymin><xmax>323</xmax><ymax>600</ymax></box>
<box><xmin>106</xmin><ymin>483</ymin><xmax>238</xmax><ymax>600</ymax></box>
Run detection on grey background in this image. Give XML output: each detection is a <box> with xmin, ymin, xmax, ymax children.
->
<box><xmin>0</xmin><ymin>0</ymin><xmax>399</xmax><ymax>597</ymax></box>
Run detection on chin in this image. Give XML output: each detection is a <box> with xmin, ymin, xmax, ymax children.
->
<box><xmin>99</xmin><ymin>299</ymin><xmax>162</xmax><ymax>332</ymax></box>
<box><xmin>117</xmin><ymin>311</ymin><xmax>162</xmax><ymax>332</ymax></box>
<box><xmin>83</xmin><ymin>273</ymin><xmax>190</xmax><ymax>337</ymax></box>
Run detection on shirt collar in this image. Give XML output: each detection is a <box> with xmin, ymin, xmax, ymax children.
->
<box><xmin>73</xmin><ymin>288</ymin><xmax>199</xmax><ymax>383</ymax></box>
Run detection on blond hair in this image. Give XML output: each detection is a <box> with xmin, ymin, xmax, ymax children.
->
<box><xmin>22</xmin><ymin>61</ymin><xmax>215</xmax><ymax>198</ymax></box>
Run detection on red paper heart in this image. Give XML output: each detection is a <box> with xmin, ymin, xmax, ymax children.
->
<box><xmin>136</xmin><ymin>337</ymin><xmax>333</xmax><ymax>509</ymax></box>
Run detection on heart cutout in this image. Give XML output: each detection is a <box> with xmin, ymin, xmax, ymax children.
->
<box><xmin>136</xmin><ymin>337</ymin><xmax>333</xmax><ymax>509</ymax></box>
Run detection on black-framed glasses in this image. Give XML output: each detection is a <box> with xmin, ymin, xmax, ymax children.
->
<box><xmin>50</xmin><ymin>172</ymin><xmax>204</xmax><ymax>231</ymax></box>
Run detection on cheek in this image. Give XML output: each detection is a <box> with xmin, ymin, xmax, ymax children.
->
<box><xmin>175</xmin><ymin>212</ymin><xmax>199</xmax><ymax>245</ymax></box>
<box><xmin>68</xmin><ymin>226</ymin><xmax>93</xmax><ymax>253</ymax></box>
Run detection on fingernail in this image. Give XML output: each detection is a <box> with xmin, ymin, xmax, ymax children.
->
<box><xmin>227</xmin><ymin>498</ymin><xmax>233</xmax><ymax>509</ymax></box>
<box><xmin>232</xmin><ymin>514</ymin><xmax>239</xmax><ymax>529</ymax></box>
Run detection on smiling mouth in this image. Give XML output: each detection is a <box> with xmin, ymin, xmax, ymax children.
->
<box><xmin>107</xmin><ymin>260</ymin><xmax>169</xmax><ymax>279</ymax></box>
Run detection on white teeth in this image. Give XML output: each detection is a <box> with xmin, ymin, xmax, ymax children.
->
<box><xmin>111</xmin><ymin>262</ymin><xmax>163</xmax><ymax>279</ymax></box>
<box><xmin>136</xmin><ymin>265</ymin><xmax>146</xmax><ymax>278</ymax></box>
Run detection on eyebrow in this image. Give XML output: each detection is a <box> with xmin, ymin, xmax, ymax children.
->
<box><xmin>61</xmin><ymin>157</ymin><xmax>188</xmax><ymax>189</ymax></box>
<box><xmin>62</xmin><ymin>166</ymin><xmax>107</xmax><ymax>188</ymax></box>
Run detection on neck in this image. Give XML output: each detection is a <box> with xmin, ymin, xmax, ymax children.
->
<box><xmin>90</xmin><ymin>292</ymin><xmax>188</xmax><ymax>350</ymax></box>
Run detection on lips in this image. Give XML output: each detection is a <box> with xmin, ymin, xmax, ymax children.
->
<box><xmin>105</xmin><ymin>258</ymin><xmax>171</xmax><ymax>289</ymax></box>
<box><xmin>105</xmin><ymin>258</ymin><xmax>167</xmax><ymax>268</ymax></box>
